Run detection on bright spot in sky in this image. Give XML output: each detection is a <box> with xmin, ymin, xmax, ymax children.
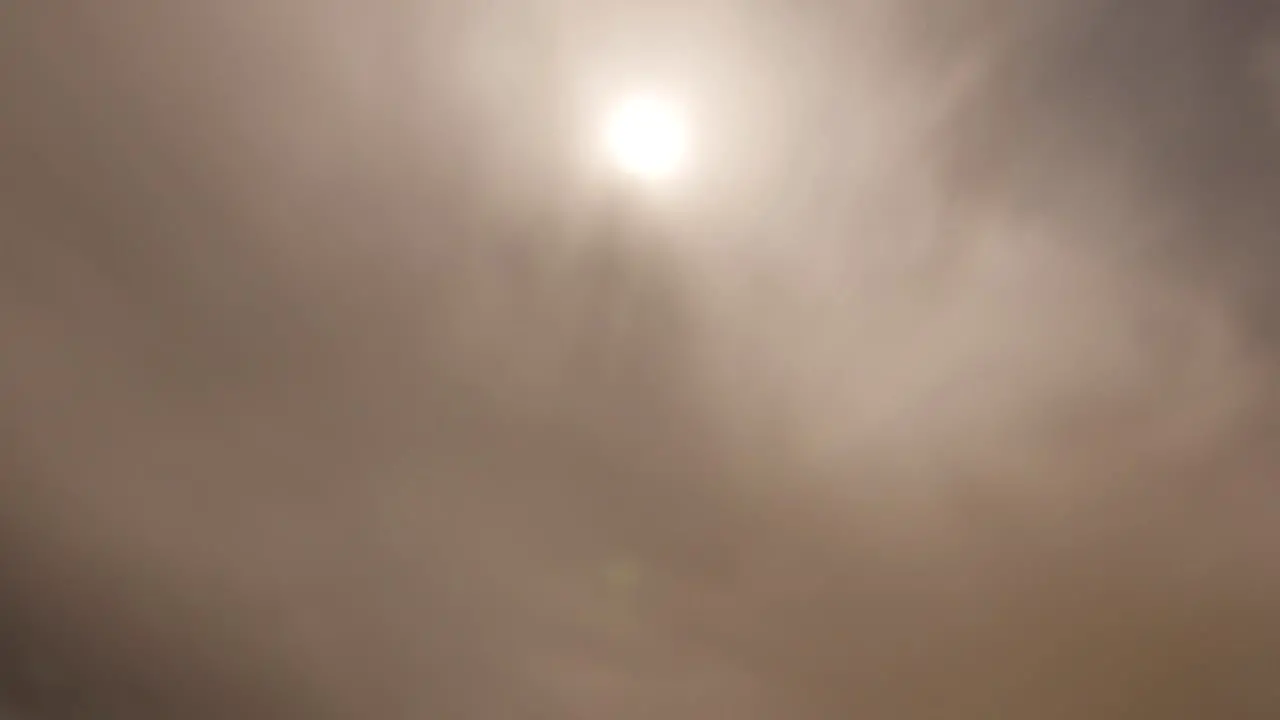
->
<box><xmin>601</xmin><ymin>93</ymin><xmax>691</xmax><ymax>182</ymax></box>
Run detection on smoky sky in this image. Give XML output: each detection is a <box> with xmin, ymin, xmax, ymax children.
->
<box><xmin>1</xmin><ymin>1</ymin><xmax>1279</xmax><ymax>719</ymax></box>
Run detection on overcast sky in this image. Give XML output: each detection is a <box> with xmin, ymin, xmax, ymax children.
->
<box><xmin>1</xmin><ymin>1</ymin><xmax>1279</xmax><ymax>718</ymax></box>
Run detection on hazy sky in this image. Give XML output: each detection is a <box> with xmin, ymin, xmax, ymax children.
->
<box><xmin>1</xmin><ymin>1</ymin><xmax>1279</xmax><ymax>718</ymax></box>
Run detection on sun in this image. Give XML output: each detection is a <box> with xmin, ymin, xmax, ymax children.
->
<box><xmin>600</xmin><ymin>92</ymin><xmax>691</xmax><ymax>182</ymax></box>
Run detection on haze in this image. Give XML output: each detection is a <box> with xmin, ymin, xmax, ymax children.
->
<box><xmin>0</xmin><ymin>1</ymin><xmax>1278</xmax><ymax>719</ymax></box>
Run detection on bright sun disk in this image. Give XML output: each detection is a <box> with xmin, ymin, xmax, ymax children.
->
<box><xmin>601</xmin><ymin>93</ymin><xmax>691</xmax><ymax>182</ymax></box>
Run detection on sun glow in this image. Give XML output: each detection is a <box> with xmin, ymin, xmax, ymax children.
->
<box><xmin>600</xmin><ymin>92</ymin><xmax>691</xmax><ymax>182</ymax></box>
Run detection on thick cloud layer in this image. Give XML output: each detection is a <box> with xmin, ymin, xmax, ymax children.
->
<box><xmin>1</xmin><ymin>1</ymin><xmax>1279</xmax><ymax>718</ymax></box>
